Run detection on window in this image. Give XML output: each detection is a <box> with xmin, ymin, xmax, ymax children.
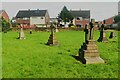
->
<box><xmin>76</xmin><ymin>17</ymin><xmax>82</xmax><ymax>21</ymax></box>
<box><xmin>41</xmin><ymin>17</ymin><xmax>43</xmax><ymax>19</ymax></box>
<box><xmin>77</xmin><ymin>17</ymin><xmax>80</xmax><ymax>20</ymax></box>
<box><xmin>23</xmin><ymin>17</ymin><xmax>29</xmax><ymax>20</ymax></box>
<box><xmin>85</xmin><ymin>18</ymin><xmax>89</xmax><ymax>21</ymax></box>
<box><xmin>12</xmin><ymin>20</ymin><xmax>16</xmax><ymax>23</ymax></box>
<box><xmin>17</xmin><ymin>18</ymin><xmax>20</xmax><ymax>20</ymax></box>
<box><xmin>79</xmin><ymin>17</ymin><xmax>83</xmax><ymax>21</ymax></box>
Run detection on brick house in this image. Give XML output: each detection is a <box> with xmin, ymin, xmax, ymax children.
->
<box><xmin>13</xmin><ymin>9</ymin><xmax>50</xmax><ymax>28</ymax></box>
<box><xmin>70</xmin><ymin>10</ymin><xmax>90</xmax><ymax>27</ymax></box>
<box><xmin>104</xmin><ymin>16</ymin><xmax>115</xmax><ymax>25</ymax></box>
<box><xmin>0</xmin><ymin>10</ymin><xmax>10</xmax><ymax>31</ymax></box>
<box><xmin>0</xmin><ymin>10</ymin><xmax>9</xmax><ymax>21</ymax></box>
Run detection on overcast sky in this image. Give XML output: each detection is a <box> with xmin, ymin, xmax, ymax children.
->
<box><xmin>1</xmin><ymin>2</ymin><xmax>119</xmax><ymax>21</ymax></box>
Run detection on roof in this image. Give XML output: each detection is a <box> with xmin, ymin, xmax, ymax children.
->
<box><xmin>16</xmin><ymin>9</ymin><xmax>47</xmax><ymax>18</ymax></box>
<box><xmin>70</xmin><ymin>10</ymin><xmax>90</xmax><ymax>18</ymax></box>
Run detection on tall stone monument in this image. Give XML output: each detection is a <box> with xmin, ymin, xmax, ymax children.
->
<box><xmin>84</xmin><ymin>24</ymin><xmax>89</xmax><ymax>44</ymax></box>
<box><xmin>79</xmin><ymin>21</ymin><xmax>104</xmax><ymax>64</ymax></box>
<box><xmin>55</xmin><ymin>24</ymin><xmax>59</xmax><ymax>32</ymax></box>
<box><xmin>18</xmin><ymin>28</ymin><xmax>25</xmax><ymax>39</ymax></box>
<box><xmin>97</xmin><ymin>24</ymin><xmax>108</xmax><ymax>42</ymax></box>
<box><xmin>46</xmin><ymin>23</ymin><xmax>58</xmax><ymax>46</ymax></box>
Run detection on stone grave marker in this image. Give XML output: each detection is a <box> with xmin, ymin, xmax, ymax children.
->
<box><xmin>55</xmin><ymin>23</ymin><xmax>59</xmax><ymax>32</ymax></box>
<box><xmin>97</xmin><ymin>24</ymin><xmax>108</xmax><ymax>42</ymax></box>
<box><xmin>109</xmin><ymin>32</ymin><xmax>115</xmax><ymax>39</ymax></box>
<box><xmin>78</xmin><ymin>21</ymin><xmax>104</xmax><ymax>64</ymax></box>
<box><xmin>30</xmin><ymin>29</ymin><xmax>32</xmax><ymax>34</ymax></box>
<box><xmin>17</xmin><ymin>28</ymin><xmax>25</xmax><ymax>39</ymax></box>
<box><xmin>46</xmin><ymin>23</ymin><xmax>58</xmax><ymax>46</ymax></box>
<box><xmin>84</xmin><ymin>24</ymin><xmax>89</xmax><ymax>44</ymax></box>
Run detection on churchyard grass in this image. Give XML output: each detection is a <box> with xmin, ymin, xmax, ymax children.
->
<box><xmin>2</xmin><ymin>30</ymin><xmax>118</xmax><ymax>78</ymax></box>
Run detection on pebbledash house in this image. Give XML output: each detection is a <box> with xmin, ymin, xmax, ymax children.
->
<box><xmin>70</xmin><ymin>9</ymin><xmax>90</xmax><ymax>27</ymax></box>
<box><xmin>12</xmin><ymin>9</ymin><xmax>50</xmax><ymax>28</ymax></box>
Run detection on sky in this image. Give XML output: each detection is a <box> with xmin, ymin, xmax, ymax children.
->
<box><xmin>1</xmin><ymin>2</ymin><xmax>119</xmax><ymax>21</ymax></box>
<box><xmin>1</xmin><ymin>0</ymin><xmax>120</xmax><ymax>2</ymax></box>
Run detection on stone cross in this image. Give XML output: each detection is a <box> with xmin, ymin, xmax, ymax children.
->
<box><xmin>84</xmin><ymin>24</ymin><xmax>89</xmax><ymax>44</ymax></box>
<box><xmin>100</xmin><ymin>24</ymin><xmax>104</xmax><ymax>39</ymax></box>
<box><xmin>89</xmin><ymin>22</ymin><xmax>94</xmax><ymax>40</ymax></box>
<box><xmin>18</xmin><ymin>27</ymin><xmax>25</xmax><ymax>39</ymax></box>
<box><xmin>55</xmin><ymin>23</ymin><xmax>58</xmax><ymax>32</ymax></box>
<box><xmin>50</xmin><ymin>23</ymin><xmax>55</xmax><ymax>35</ymax></box>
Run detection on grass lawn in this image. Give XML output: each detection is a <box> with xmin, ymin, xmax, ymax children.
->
<box><xmin>2</xmin><ymin>30</ymin><xmax>118</xmax><ymax>78</ymax></box>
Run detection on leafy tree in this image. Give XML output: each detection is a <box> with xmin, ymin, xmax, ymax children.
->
<box><xmin>59</xmin><ymin>6</ymin><xmax>73</xmax><ymax>23</ymax></box>
<box><xmin>114</xmin><ymin>15</ymin><xmax>120</xmax><ymax>23</ymax></box>
<box><xmin>1</xmin><ymin>17</ymin><xmax>10</xmax><ymax>32</ymax></box>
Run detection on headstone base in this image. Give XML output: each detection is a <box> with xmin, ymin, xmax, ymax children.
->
<box><xmin>79</xmin><ymin>40</ymin><xmax>104</xmax><ymax>64</ymax></box>
<box><xmin>84</xmin><ymin>57</ymin><xmax>104</xmax><ymax>64</ymax></box>
<box><xmin>98</xmin><ymin>37</ymin><xmax>108</xmax><ymax>42</ymax></box>
<box><xmin>47</xmin><ymin>34</ymin><xmax>59</xmax><ymax>46</ymax></box>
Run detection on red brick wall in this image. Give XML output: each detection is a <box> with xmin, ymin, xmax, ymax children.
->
<box><xmin>16</xmin><ymin>18</ymin><xmax>30</xmax><ymax>24</ymax></box>
<box><xmin>16</xmin><ymin>18</ymin><xmax>30</xmax><ymax>28</ymax></box>
<box><xmin>1</xmin><ymin>11</ymin><xmax>9</xmax><ymax>21</ymax></box>
<box><xmin>105</xmin><ymin>17</ymin><xmax>114</xmax><ymax>25</ymax></box>
<box><xmin>75</xmin><ymin>18</ymin><xmax>90</xmax><ymax>27</ymax></box>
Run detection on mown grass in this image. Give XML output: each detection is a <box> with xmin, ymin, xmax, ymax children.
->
<box><xmin>2</xmin><ymin>30</ymin><xmax>118</xmax><ymax>78</ymax></box>
<box><xmin>0</xmin><ymin>32</ymin><xmax>2</xmax><ymax>78</ymax></box>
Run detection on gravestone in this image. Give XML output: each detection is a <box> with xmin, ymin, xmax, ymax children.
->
<box><xmin>79</xmin><ymin>22</ymin><xmax>104</xmax><ymax>64</ymax></box>
<box><xmin>18</xmin><ymin>28</ymin><xmax>25</xmax><ymax>39</ymax></box>
<box><xmin>84</xmin><ymin>24</ymin><xmax>89</xmax><ymax>44</ymax></box>
<box><xmin>47</xmin><ymin>23</ymin><xmax>58</xmax><ymax>46</ymax></box>
<box><xmin>30</xmin><ymin>30</ymin><xmax>32</xmax><ymax>34</ymax></box>
<box><xmin>109</xmin><ymin>32</ymin><xmax>115</xmax><ymax>39</ymax></box>
<box><xmin>55</xmin><ymin>24</ymin><xmax>59</xmax><ymax>32</ymax></box>
<box><xmin>97</xmin><ymin>24</ymin><xmax>108</xmax><ymax>42</ymax></box>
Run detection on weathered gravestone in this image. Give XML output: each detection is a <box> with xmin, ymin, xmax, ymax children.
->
<box><xmin>17</xmin><ymin>28</ymin><xmax>25</xmax><ymax>39</ymax></box>
<box><xmin>30</xmin><ymin>30</ymin><xmax>32</xmax><ymax>34</ymax></box>
<box><xmin>84</xmin><ymin>24</ymin><xmax>89</xmax><ymax>44</ymax></box>
<box><xmin>97</xmin><ymin>24</ymin><xmax>108</xmax><ymax>42</ymax></box>
<box><xmin>55</xmin><ymin>24</ymin><xmax>59</xmax><ymax>32</ymax></box>
<box><xmin>46</xmin><ymin>23</ymin><xmax>58</xmax><ymax>46</ymax></box>
<box><xmin>109</xmin><ymin>32</ymin><xmax>115</xmax><ymax>39</ymax></box>
<box><xmin>79</xmin><ymin>22</ymin><xmax>104</xmax><ymax>64</ymax></box>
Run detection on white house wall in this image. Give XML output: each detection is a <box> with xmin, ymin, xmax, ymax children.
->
<box><xmin>30</xmin><ymin>16</ymin><xmax>45</xmax><ymax>25</ymax></box>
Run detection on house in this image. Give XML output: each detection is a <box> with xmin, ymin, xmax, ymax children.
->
<box><xmin>111</xmin><ymin>22</ymin><xmax>120</xmax><ymax>30</ymax></box>
<box><xmin>70</xmin><ymin>9</ymin><xmax>90</xmax><ymax>27</ymax></box>
<box><xmin>104</xmin><ymin>16</ymin><xmax>115</xmax><ymax>25</ymax></box>
<box><xmin>14</xmin><ymin>9</ymin><xmax>50</xmax><ymax>28</ymax></box>
<box><xmin>0</xmin><ymin>10</ymin><xmax>9</xmax><ymax>21</ymax></box>
<box><xmin>50</xmin><ymin>18</ymin><xmax>58</xmax><ymax>23</ymax></box>
<box><xmin>0</xmin><ymin>10</ymin><xmax>10</xmax><ymax>31</ymax></box>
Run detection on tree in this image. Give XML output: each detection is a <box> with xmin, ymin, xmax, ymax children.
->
<box><xmin>1</xmin><ymin>17</ymin><xmax>10</xmax><ymax>32</ymax></box>
<box><xmin>59</xmin><ymin>6</ymin><xmax>73</xmax><ymax>23</ymax></box>
<box><xmin>114</xmin><ymin>15</ymin><xmax>120</xmax><ymax>23</ymax></box>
